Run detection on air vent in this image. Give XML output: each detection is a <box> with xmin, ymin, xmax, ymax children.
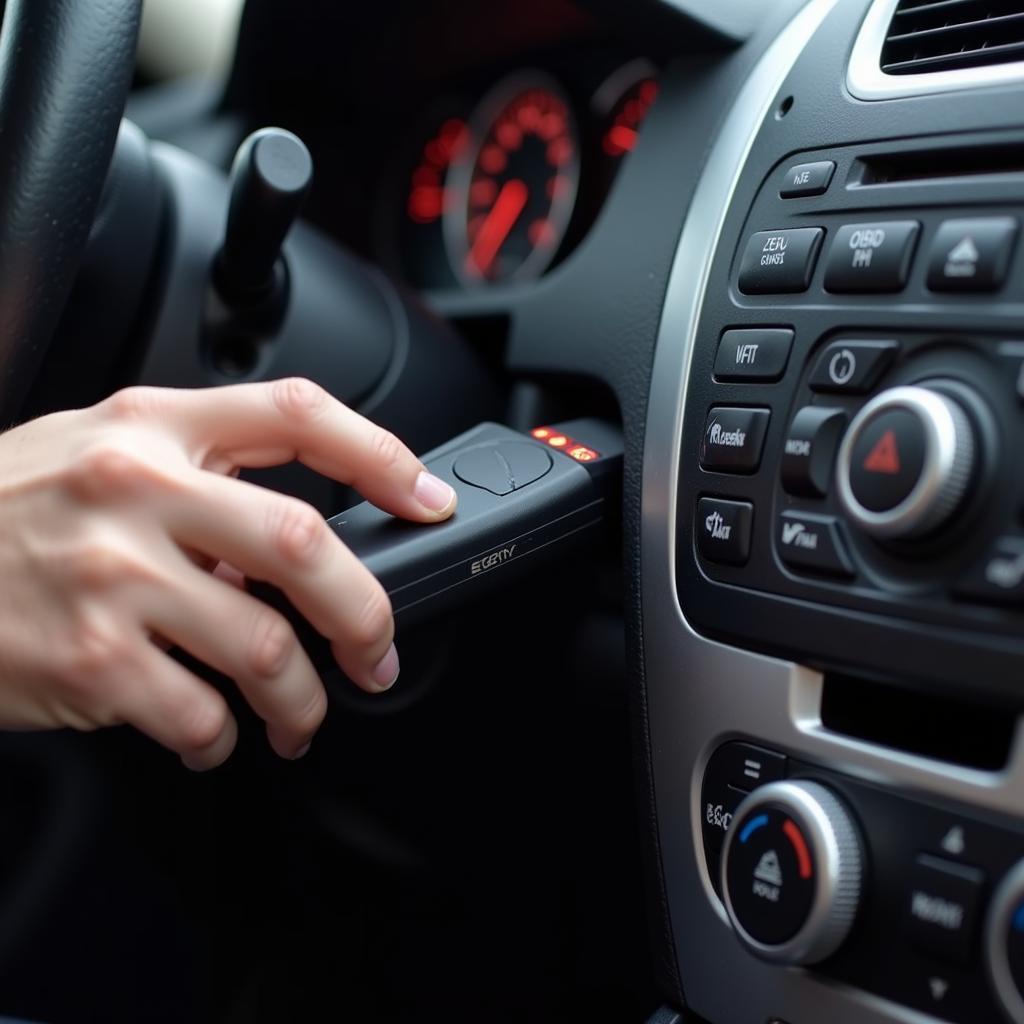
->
<box><xmin>880</xmin><ymin>0</ymin><xmax>1024</xmax><ymax>75</ymax></box>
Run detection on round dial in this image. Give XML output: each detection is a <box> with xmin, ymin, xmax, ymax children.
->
<box><xmin>445</xmin><ymin>74</ymin><xmax>579</xmax><ymax>285</ymax></box>
<box><xmin>721</xmin><ymin>780</ymin><xmax>862</xmax><ymax>965</ymax></box>
<box><xmin>836</xmin><ymin>384</ymin><xmax>976</xmax><ymax>539</ymax></box>
<box><xmin>987</xmin><ymin>860</ymin><xmax>1024</xmax><ymax>1023</ymax></box>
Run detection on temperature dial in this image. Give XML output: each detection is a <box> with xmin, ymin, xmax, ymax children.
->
<box><xmin>987</xmin><ymin>860</ymin><xmax>1024</xmax><ymax>1023</ymax></box>
<box><xmin>836</xmin><ymin>384</ymin><xmax>976</xmax><ymax>539</ymax></box>
<box><xmin>721</xmin><ymin>780</ymin><xmax>862</xmax><ymax>965</ymax></box>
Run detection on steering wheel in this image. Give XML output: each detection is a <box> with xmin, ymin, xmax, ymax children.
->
<box><xmin>0</xmin><ymin>0</ymin><xmax>141</xmax><ymax>425</ymax></box>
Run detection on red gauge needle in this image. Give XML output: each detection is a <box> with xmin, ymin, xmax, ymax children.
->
<box><xmin>469</xmin><ymin>178</ymin><xmax>529</xmax><ymax>275</ymax></box>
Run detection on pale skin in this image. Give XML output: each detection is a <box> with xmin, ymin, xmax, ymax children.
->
<box><xmin>0</xmin><ymin>377</ymin><xmax>457</xmax><ymax>770</ymax></box>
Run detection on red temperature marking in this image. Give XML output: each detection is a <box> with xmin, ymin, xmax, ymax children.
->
<box><xmin>783</xmin><ymin>819</ymin><xmax>813</xmax><ymax>880</ymax></box>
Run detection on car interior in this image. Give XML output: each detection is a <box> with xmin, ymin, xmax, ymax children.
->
<box><xmin>2</xmin><ymin>0</ymin><xmax>1024</xmax><ymax>1022</ymax></box>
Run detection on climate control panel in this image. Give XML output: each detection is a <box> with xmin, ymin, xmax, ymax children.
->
<box><xmin>702</xmin><ymin>741</ymin><xmax>1024</xmax><ymax>1023</ymax></box>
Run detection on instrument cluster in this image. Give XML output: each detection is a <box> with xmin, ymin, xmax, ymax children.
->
<box><xmin>383</xmin><ymin>60</ymin><xmax>658</xmax><ymax>291</ymax></box>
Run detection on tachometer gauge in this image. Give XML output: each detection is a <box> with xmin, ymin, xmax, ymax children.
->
<box><xmin>445</xmin><ymin>74</ymin><xmax>580</xmax><ymax>285</ymax></box>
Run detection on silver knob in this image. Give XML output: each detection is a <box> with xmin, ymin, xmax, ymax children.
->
<box><xmin>836</xmin><ymin>385</ymin><xmax>975</xmax><ymax>539</ymax></box>
<box><xmin>986</xmin><ymin>860</ymin><xmax>1024</xmax><ymax>1023</ymax></box>
<box><xmin>721</xmin><ymin>780</ymin><xmax>862</xmax><ymax>965</ymax></box>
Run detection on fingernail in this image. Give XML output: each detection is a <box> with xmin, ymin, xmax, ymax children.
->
<box><xmin>291</xmin><ymin>741</ymin><xmax>312</xmax><ymax>760</ymax></box>
<box><xmin>414</xmin><ymin>471</ymin><xmax>456</xmax><ymax>514</ymax></box>
<box><xmin>371</xmin><ymin>643</ymin><xmax>400</xmax><ymax>691</ymax></box>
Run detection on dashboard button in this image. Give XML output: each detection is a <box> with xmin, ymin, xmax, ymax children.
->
<box><xmin>781</xmin><ymin>407</ymin><xmax>847</xmax><ymax>497</ymax></box>
<box><xmin>700</xmin><ymin>407</ymin><xmax>770</xmax><ymax>472</ymax></box>
<box><xmin>714</xmin><ymin>328</ymin><xmax>794</xmax><ymax>382</ymax></box>
<box><xmin>905</xmin><ymin>853</ymin><xmax>985</xmax><ymax>965</ymax></box>
<box><xmin>955</xmin><ymin>535</ymin><xmax>1024</xmax><ymax>605</ymax></box>
<box><xmin>824</xmin><ymin>221</ymin><xmax>919</xmax><ymax>293</ymax></box>
<box><xmin>776</xmin><ymin>512</ymin><xmax>853</xmax><ymax>577</ymax></box>
<box><xmin>738</xmin><ymin>228</ymin><xmax>824</xmax><ymax>294</ymax></box>
<box><xmin>779</xmin><ymin>160</ymin><xmax>835</xmax><ymax>198</ymax></box>
<box><xmin>696</xmin><ymin>498</ymin><xmax>753</xmax><ymax>565</ymax></box>
<box><xmin>809</xmin><ymin>339</ymin><xmax>898</xmax><ymax>394</ymax></box>
<box><xmin>927</xmin><ymin>217</ymin><xmax>1018</xmax><ymax>292</ymax></box>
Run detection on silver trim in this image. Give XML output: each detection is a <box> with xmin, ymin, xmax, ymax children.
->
<box><xmin>847</xmin><ymin>0</ymin><xmax>1024</xmax><ymax>102</ymax></box>
<box><xmin>835</xmin><ymin>386</ymin><xmax>973</xmax><ymax>538</ymax></box>
<box><xmin>721</xmin><ymin>781</ymin><xmax>862</xmax><ymax>965</ymax></box>
<box><xmin>987</xmin><ymin>859</ymin><xmax>1024</xmax><ymax>1024</ymax></box>
<box><xmin>640</xmin><ymin>0</ymin><xmax>1024</xmax><ymax>1022</ymax></box>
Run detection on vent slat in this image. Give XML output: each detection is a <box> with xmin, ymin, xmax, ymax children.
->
<box><xmin>881</xmin><ymin>0</ymin><xmax>1024</xmax><ymax>75</ymax></box>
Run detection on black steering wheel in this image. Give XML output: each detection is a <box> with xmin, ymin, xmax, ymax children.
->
<box><xmin>0</xmin><ymin>0</ymin><xmax>141</xmax><ymax>425</ymax></box>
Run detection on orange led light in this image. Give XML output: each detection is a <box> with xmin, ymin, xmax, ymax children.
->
<box><xmin>530</xmin><ymin>426</ymin><xmax>601</xmax><ymax>461</ymax></box>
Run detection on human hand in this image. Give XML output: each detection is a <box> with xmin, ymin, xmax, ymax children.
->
<box><xmin>0</xmin><ymin>378</ymin><xmax>456</xmax><ymax>768</ymax></box>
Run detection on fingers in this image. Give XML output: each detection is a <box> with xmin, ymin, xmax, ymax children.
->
<box><xmin>103</xmin><ymin>380</ymin><xmax>456</xmax><ymax>523</ymax></box>
<box><xmin>143</xmin><ymin>555</ymin><xmax>327</xmax><ymax>759</ymax></box>
<box><xmin>111</xmin><ymin>642</ymin><xmax>239</xmax><ymax>772</ymax></box>
<box><xmin>164</xmin><ymin>470</ymin><xmax>400</xmax><ymax>694</ymax></box>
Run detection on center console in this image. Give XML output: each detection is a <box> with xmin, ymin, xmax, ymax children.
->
<box><xmin>640</xmin><ymin>0</ymin><xmax>1024</xmax><ymax>1022</ymax></box>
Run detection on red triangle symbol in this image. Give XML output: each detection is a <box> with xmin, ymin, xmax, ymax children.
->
<box><xmin>863</xmin><ymin>429</ymin><xmax>901</xmax><ymax>474</ymax></box>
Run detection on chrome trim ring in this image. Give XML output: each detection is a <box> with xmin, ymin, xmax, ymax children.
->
<box><xmin>847</xmin><ymin>0</ymin><xmax>1024</xmax><ymax>102</ymax></box>
<box><xmin>836</xmin><ymin>385</ymin><xmax>973</xmax><ymax>539</ymax></box>
<box><xmin>721</xmin><ymin>781</ymin><xmax>862</xmax><ymax>966</ymax></box>
<box><xmin>987</xmin><ymin>860</ymin><xmax>1024</xmax><ymax>1024</ymax></box>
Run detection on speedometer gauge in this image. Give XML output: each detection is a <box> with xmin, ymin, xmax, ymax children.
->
<box><xmin>445</xmin><ymin>74</ymin><xmax>579</xmax><ymax>285</ymax></box>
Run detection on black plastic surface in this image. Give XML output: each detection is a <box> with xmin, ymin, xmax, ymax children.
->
<box><xmin>257</xmin><ymin>420</ymin><xmax>622</xmax><ymax>678</ymax></box>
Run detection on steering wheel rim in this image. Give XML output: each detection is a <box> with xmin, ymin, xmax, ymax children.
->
<box><xmin>0</xmin><ymin>0</ymin><xmax>141</xmax><ymax>425</ymax></box>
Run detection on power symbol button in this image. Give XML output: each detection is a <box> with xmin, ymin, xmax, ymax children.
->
<box><xmin>828</xmin><ymin>348</ymin><xmax>857</xmax><ymax>386</ymax></box>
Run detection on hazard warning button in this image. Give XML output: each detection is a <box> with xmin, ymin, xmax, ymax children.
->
<box><xmin>837</xmin><ymin>386</ymin><xmax>976</xmax><ymax>539</ymax></box>
<box><xmin>848</xmin><ymin>409</ymin><xmax>926</xmax><ymax>513</ymax></box>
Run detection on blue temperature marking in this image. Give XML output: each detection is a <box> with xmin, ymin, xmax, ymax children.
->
<box><xmin>1012</xmin><ymin>904</ymin><xmax>1024</xmax><ymax>934</ymax></box>
<box><xmin>740</xmin><ymin>814</ymin><xmax>769</xmax><ymax>844</ymax></box>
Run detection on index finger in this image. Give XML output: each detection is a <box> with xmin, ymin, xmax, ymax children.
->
<box><xmin>102</xmin><ymin>379</ymin><xmax>457</xmax><ymax>523</ymax></box>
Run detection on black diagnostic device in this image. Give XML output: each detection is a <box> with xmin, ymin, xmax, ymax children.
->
<box><xmin>257</xmin><ymin>419</ymin><xmax>622</xmax><ymax>676</ymax></box>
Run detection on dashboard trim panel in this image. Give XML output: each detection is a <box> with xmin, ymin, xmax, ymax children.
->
<box><xmin>640</xmin><ymin>0</ymin><xmax>1024</xmax><ymax>1021</ymax></box>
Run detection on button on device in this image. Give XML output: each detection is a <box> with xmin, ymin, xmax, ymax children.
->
<box><xmin>700</xmin><ymin>407</ymin><xmax>771</xmax><ymax>472</ymax></box>
<box><xmin>714</xmin><ymin>328</ymin><xmax>794</xmax><ymax>382</ymax></box>
<box><xmin>779</xmin><ymin>160</ymin><xmax>835</xmax><ymax>198</ymax></box>
<box><xmin>927</xmin><ymin>217</ymin><xmax>1018</xmax><ymax>292</ymax></box>
<box><xmin>848</xmin><ymin>408</ymin><xmax>927</xmax><ymax>513</ymax></box>
<box><xmin>905</xmin><ymin>853</ymin><xmax>985</xmax><ymax>965</ymax></box>
<box><xmin>738</xmin><ymin>228</ymin><xmax>824</xmax><ymax>294</ymax></box>
<box><xmin>809</xmin><ymin>339</ymin><xmax>898</xmax><ymax>394</ymax></box>
<box><xmin>955</xmin><ymin>535</ymin><xmax>1024</xmax><ymax>605</ymax></box>
<box><xmin>777</xmin><ymin>512</ymin><xmax>854</xmax><ymax>577</ymax></box>
<box><xmin>781</xmin><ymin>407</ymin><xmax>847</xmax><ymax>497</ymax></box>
<box><xmin>824</xmin><ymin>221</ymin><xmax>920</xmax><ymax>292</ymax></box>
<box><xmin>453</xmin><ymin>442</ymin><xmax>552</xmax><ymax>496</ymax></box>
<box><xmin>696</xmin><ymin>498</ymin><xmax>753</xmax><ymax>565</ymax></box>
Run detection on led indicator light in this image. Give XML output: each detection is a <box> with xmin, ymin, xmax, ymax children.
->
<box><xmin>549</xmin><ymin>435</ymin><xmax>568</xmax><ymax>447</ymax></box>
<box><xmin>531</xmin><ymin>427</ymin><xmax>602</xmax><ymax>461</ymax></box>
<box><xmin>568</xmin><ymin>445</ymin><xmax>598</xmax><ymax>462</ymax></box>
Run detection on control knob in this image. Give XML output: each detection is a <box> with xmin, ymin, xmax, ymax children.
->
<box><xmin>721</xmin><ymin>780</ymin><xmax>862</xmax><ymax>965</ymax></box>
<box><xmin>836</xmin><ymin>384</ymin><xmax>976</xmax><ymax>539</ymax></box>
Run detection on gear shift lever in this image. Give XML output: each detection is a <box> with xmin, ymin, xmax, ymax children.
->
<box><xmin>215</xmin><ymin>127</ymin><xmax>314</xmax><ymax>302</ymax></box>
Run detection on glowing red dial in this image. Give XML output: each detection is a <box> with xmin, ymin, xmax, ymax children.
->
<box><xmin>447</xmin><ymin>77</ymin><xmax>579</xmax><ymax>285</ymax></box>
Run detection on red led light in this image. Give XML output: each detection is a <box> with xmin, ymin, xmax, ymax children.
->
<box><xmin>531</xmin><ymin>427</ymin><xmax>551</xmax><ymax>439</ymax></box>
<box><xmin>549</xmin><ymin>435</ymin><xmax>568</xmax><ymax>447</ymax></box>
<box><xmin>568</xmin><ymin>445</ymin><xmax>598</xmax><ymax>462</ymax></box>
